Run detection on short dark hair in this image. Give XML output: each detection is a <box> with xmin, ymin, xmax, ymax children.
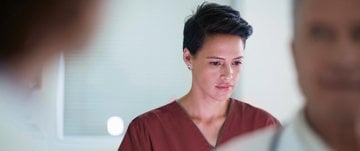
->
<box><xmin>183</xmin><ymin>2</ymin><xmax>253</xmax><ymax>56</ymax></box>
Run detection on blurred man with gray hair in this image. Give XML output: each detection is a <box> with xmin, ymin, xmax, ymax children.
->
<box><xmin>218</xmin><ymin>0</ymin><xmax>360</xmax><ymax>150</ymax></box>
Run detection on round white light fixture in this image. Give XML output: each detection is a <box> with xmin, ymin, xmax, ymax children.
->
<box><xmin>107</xmin><ymin>116</ymin><xmax>124</xmax><ymax>136</ymax></box>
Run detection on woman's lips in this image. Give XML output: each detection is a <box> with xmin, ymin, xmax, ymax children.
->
<box><xmin>215</xmin><ymin>84</ymin><xmax>233</xmax><ymax>90</ymax></box>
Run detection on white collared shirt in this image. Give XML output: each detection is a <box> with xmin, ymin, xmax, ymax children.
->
<box><xmin>217</xmin><ymin>109</ymin><xmax>332</xmax><ymax>151</ymax></box>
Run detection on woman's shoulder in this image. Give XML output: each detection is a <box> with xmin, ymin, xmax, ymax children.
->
<box><xmin>231</xmin><ymin>98</ymin><xmax>270</xmax><ymax>114</ymax></box>
<box><xmin>230</xmin><ymin>98</ymin><xmax>281</xmax><ymax>126</ymax></box>
<box><xmin>129</xmin><ymin>101</ymin><xmax>179</xmax><ymax>127</ymax></box>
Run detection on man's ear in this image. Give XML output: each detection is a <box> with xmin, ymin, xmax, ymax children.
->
<box><xmin>183</xmin><ymin>48</ymin><xmax>193</xmax><ymax>69</ymax></box>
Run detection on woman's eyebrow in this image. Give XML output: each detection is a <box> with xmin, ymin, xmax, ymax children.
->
<box><xmin>206</xmin><ymin>56</ymin><xmax>225</xmax><ymax>60</ymax></box>
<box><xmin>233</xmin><ymin>56</ymin><xmax>243</xmax><ymax>59</ymax></box>
<box><xmin>206</xmin><ymin>56</ymin><xmax>243</xmax><ymax>60</ymax></box>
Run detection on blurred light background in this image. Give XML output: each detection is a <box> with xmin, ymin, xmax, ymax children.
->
<box><xmin>35</xmin><ymin>0</ymin><xmax>302</xmax><ymax>150</ymax></box>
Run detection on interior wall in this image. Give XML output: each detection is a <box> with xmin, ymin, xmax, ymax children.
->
<box><xmin>235</xmin><ymin>0</ymin><xmax>303</xmax><ymax>121</ymax></box>
<box><xmin>35</xmin><ymin>0</ymin><xmax>302</xmax><ymax>150</ymax></box>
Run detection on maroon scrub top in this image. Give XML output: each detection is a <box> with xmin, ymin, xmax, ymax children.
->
<box><xmin>118</xmin><ymin>98</ymin><xmax>280</xmax><ymax>151</ymax></box>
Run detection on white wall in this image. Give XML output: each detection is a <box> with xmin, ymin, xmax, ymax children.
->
<box><xmin>62</xmin><ymin>0</ymin><xmax>232</xmax><ymax>138</ymax></box>
<box><xmin>235</xmin><ymin>0</ymin><xmax>303</xmax><ymax>121</ymax></box>
<box><xmin>39</xmin><ymin>0</ymin><xmax>233</xmax><ymax>151</ymax></box>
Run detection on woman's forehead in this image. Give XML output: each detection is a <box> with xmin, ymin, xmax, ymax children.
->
<box><xmin>197</xmin><ymin>35</ymin><xmax>244</xmax><ymax>57</ymax></box>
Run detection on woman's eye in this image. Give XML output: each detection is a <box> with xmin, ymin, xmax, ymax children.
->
<box><xmin>233</xmin><ymin>61</ymin><xmax>242</xmax><ymax>66</ymax></box>
<box><xmin>210</xmin><ymin>62</ymin><xmax>221</xmax><ymax>66</ymax></box>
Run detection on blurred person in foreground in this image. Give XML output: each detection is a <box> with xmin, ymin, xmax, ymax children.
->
<box><xmin>218</xmin><ymin>0</ymin><xmax>360</xmax><ymax>151</ymax></box>
<box><xmin>118</xmin><ymin>2</ymin><xmax>280</xmax><ymax>151</ymax></box>
<box><xmin>0</xmin><ymin>0</ymin><xmax>104</xmax><ymax>150</ymax></box>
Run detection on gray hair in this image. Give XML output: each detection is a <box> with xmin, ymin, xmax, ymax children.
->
<box><xmin>292</xmin><ymin>0</ymin><xmax>301</xmax><ymax>31</ymax></box>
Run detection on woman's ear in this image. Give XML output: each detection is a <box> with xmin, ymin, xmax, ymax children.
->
<box><xmin>183</xmin><ymin>48</ymin><xmax>193</xmax><ymax>70</ymax></box>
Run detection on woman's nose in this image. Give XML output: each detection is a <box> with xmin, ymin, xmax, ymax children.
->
<box><xmin>221</xmin><ymin>64</ymin><xmax>233</xmax><ymax>80</ymax></box>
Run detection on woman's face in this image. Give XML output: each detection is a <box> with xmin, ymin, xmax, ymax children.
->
<box><xmin>184</xmin><ymin>34</ymin><xmax>244</xmax><ymax>102</ymax></box>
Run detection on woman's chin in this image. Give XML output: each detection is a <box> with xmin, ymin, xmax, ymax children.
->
<box><xmin>212</xmin><ymin>94</ymin><xmax>232</xmax><ymax>102</ymax></box>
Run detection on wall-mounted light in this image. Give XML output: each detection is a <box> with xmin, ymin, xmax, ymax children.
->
<box><xmin>107</xmin><ymin>116</ymin><xmax>124</xmax><ymax>136</ymax></box>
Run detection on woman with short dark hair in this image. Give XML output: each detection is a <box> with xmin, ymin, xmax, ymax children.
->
<box><xmin>118</xmin><ymin>3</ymin><xmax>280</xmax><ymax>151</ymax></box>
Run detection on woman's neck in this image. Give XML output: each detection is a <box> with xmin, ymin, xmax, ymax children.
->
<box><xmin>178</xmin><ymin>91</ymin><xmax>230</xmax><ymax>120</ymax></box>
